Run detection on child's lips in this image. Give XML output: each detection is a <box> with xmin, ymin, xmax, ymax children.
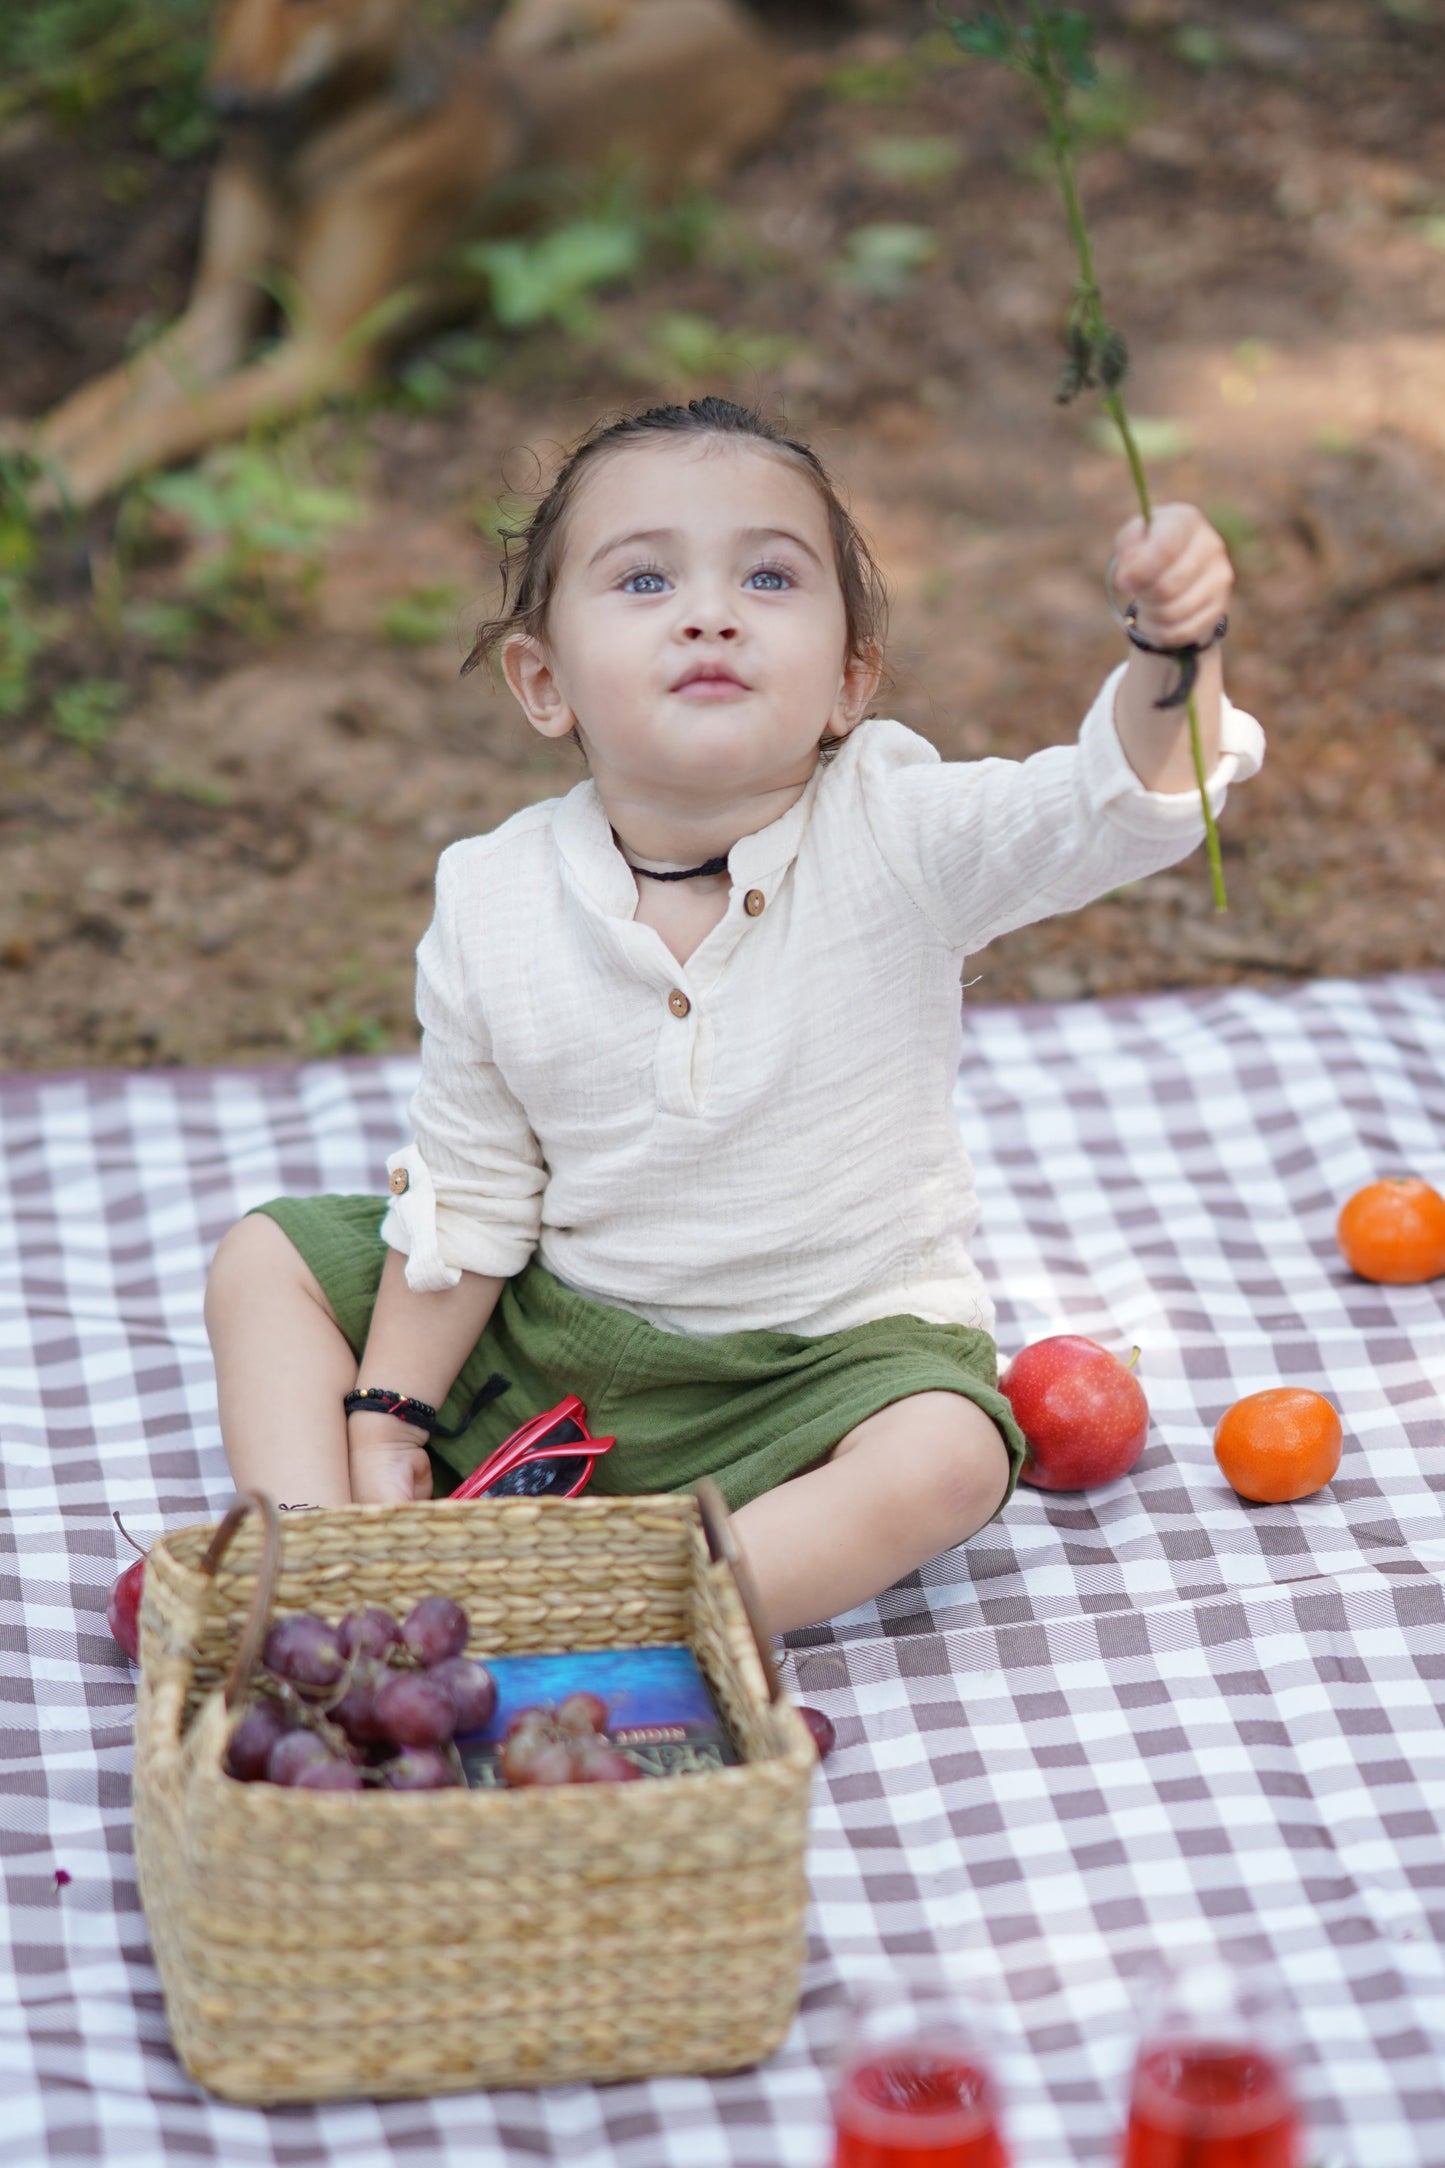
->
<box><xmin>672</xmin><ymin>671</ymin><xmax>750</xmax><ymax>698</ymax></box>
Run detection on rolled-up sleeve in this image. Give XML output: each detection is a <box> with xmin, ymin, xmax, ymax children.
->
<box><xmin>861</xmin><ymin>663</ymin><xmax>1265</xmax><ymax>954</ymax></box>
<box><xmin>379</xmin><ymin>851</ymin><xmax>545</xmax><ymax>1292</ymax></box>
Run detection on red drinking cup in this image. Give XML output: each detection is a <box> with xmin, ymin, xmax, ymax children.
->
<box><xmin>1121</xmin><ymin>1962</ymin><xmax>1303</xmax><ymax>2168</ymax></box>
<box><xmin>831</xmin><ymin>1978</ymin><xmax>1011</xmax><ymax>2168</ymax></box>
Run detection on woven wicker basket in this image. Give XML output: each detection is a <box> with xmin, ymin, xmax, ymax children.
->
<box><xmin>133</xmin><ymin>1486</ymin><xmax>815</xmax><ymax>2105</ymax></box>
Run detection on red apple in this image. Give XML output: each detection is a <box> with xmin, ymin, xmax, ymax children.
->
<box><xmin>107</xmin><ymin>1557</ymin><xmax>145</xmax><ymax>1661</ymax></box>
<box><xmin>1001</xmin><ymin>1335</ymin><xmax>1149</xmax><ymax>1491</ymax></box>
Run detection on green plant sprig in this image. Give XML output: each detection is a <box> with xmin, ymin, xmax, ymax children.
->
<box><xmin>950</xmin><ymin>2</ymin><xmax>1227</xmax><ymax>910</ymax></box>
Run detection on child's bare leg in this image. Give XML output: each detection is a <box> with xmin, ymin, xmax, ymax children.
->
<box><xmin>730</xmin><ymin>1393</ymin><xmax>1011</xmax><ymax>1638</ymax></box>
<box><xmin>204</xmin><ymin>1213</ymin><xmax>356</xmax><ymax>1507</ymax></box>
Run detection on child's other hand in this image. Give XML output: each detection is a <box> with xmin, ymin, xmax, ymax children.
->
<box><xmin>348</xmin><ymin>1418</ymin><xmax>433</xmax><ymax>1504</ymax></box>
<box><xmin>1113</xmin><ymin>503</ymin><xmax>1233</xmax><ymax>650</ymax></box>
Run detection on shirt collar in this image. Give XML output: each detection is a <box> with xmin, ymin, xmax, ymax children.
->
<box><xmin>551</xmin><ymin>756</ymin><xmax>829</xmax><ymax>918</ymax></box>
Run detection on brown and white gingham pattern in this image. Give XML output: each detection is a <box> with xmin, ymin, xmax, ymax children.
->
<box><xmin>1</xmin><ymin>973</ymin><xmax>1442</xmax><ymax>2165</ymax></box>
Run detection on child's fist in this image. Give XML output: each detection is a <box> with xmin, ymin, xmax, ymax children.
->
<box><xmin>1113</xmin><ymin>503</ymin><xmax>1233</xmax><ymax>650</ymax></box>
<box><xmin>349</xmin><ymin>1429</ymin><xmax>434</xmax><ymax>1504</ymax></box>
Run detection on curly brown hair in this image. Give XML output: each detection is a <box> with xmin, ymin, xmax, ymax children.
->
<box><xmin>461</xmin><ymin>398</ymin><xmax>889</xmax><ymax>744</ymax></box>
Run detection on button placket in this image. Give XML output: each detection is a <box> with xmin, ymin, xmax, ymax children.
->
<box><xmin>654</xmin><ymin>977</ymin><xmax>703</xmax><ymax>1116</ymax></box>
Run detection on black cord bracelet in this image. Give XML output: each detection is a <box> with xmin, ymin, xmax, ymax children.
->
<box><xmin>1104</xmin><ymin>551</ymin><xmax>1229</xmax><ymax>710</ymax></box>
<box><xmin>344</xmin><ymin>1372</ymin><xmax>511</xmax><ymax>1440</ymax></box>
<box><xmin>1123</xmin><ymin>612</ymin><xmax>1229</xmax><ymax>711</ymax></box>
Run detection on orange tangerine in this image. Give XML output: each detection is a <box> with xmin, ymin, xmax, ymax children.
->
<box><xmin>1336</xmin><ymin>1176</ymin><xmax>1445</xmax><ymax>1285</ymax></box>
<box><xmin>1213</xmin><ymin>1387</ymin><xmax>1342</xmax><ymax>1504</ymax></box>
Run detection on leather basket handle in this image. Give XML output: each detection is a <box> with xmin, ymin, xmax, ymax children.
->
<box><xmin>694</xmin><ymin>1478</ymin><xmax>782</xmax><ymax>1704</ymax></box>
<box><xmin>198</xmin><ymin>1490</ymin><xmax>283</xmax><ymax>1709</ymax></box>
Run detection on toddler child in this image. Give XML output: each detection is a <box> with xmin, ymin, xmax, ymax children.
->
<box><xmin>206</xmin><ymin>396</ymin><xmax>1262</xmax><ymax>1636</ymax></box>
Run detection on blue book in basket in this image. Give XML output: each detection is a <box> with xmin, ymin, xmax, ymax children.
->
<box><xmin>456</xmin><ymin>1644</ymin><xmax>741</xmax><ymax>1785</ymax></box>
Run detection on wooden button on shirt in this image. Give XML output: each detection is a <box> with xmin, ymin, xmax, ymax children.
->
<box><xmin>667</xmin><ymin>989</ymin><xmax>692</xmax><ymax>1018</ymax></box>
<box><xmin>744</xmin><ymin>889</ymin><xmax>766</xmax><ymax>916</ymax></box>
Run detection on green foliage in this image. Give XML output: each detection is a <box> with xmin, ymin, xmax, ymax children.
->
<box><xmin>379</xmin><ymin>584</ymin><xmax>463</xmax><ymax>647</ymax></box>
<box><xmin>0</xmin><ymin>0</ymin><xmax>214</xmax><ymax>157</ymax></box>
<box><xmin>833</xmin><ymin>223</ymin><xmax>938</xmax><ymax>299</ymax></box>
<box><xmin>472</xmin><ymin>495</ymin><xmax>532</xmax><ymax>547</ymax></box>
<box><xmin>1058</xmin><ymin>319</ymin><xmax>1130</xmax><ymax>404</ymax></box>
<box><xmin>0</xmin><ymin>457</ymin><xmax>48</xmax><ymax>716</ymax></box>
<box><xmin>950</xmin><ymin>8</ymin><xmax>1098</xmax><ymax>88</ymax></box>
<box><xmin>149</xmin><ymin>764</ymin><xmax>231</xmax><ymax>807</ymax></box>
<box><xmin>825</xmin><ymin>57</ymin><xmax>918</xmax><ymax>103</ymax></box>
<box><xmin>647</xmin><ymin>188</ymin><xmax>722</xmax><ymax>268</ymax></box>
<box><xmin>463</xmin><ymin>218</ymin><xmax>645</xmax><ymax>337</ymax></box>
<box><xmin>0</xmin><ymin>455</ymin><xmax>40</xmax><ymax>580</ymax></box>
<box><xmin>0</xmin><ymin>576</ymin><xmax>46</xmax><ymax>718</ymax></box>
<box><xmin>1067</xmin><ymin>60</ymin><xmax>1149</xmax><ymax>148</ymax></box>
<box><xmin>859</xmin><ymin>135</ymin><xmax>963</xmax><ymax>187</ymax></box>
<box><xmin>951</xmin><ymin>12</ymin><xmax>1014</xmax><ymax>62</ymax></box>
<box><xmin>1203</xmin><ymin>498</ymin><xmax>1267</xmax><ymax>574</ymax></box>
<box><xmin>390</xmin><ymin>330</ymin><xmax>501</xmax><ymax>414</ymax></box>
<box><xmin>630</xmin><ymin>311</ymin><xmax>797</xmax><ymax>385</ymax></box>
<box><xmin>433</xmin><ymin>331</ymin><xmax>503</xmax><ymax>379</ymax></box>
<box><xmin>122</xmin><ymin>598</ymin><xmax>203</xmax><ymax>657</ymax></box>
<box><xmin>141</xmin><ymin>437</ymin><xmax>364</xmax><ymax>636</ymax></box>
<box><xmin>101</xmin><ymin>158</ymin><xmax>150</xmax><ymax>208</ymax></box>
<box><xmin>51</xmin><ymin>677</ymin><xmax>127</xmax><ymax>750</ymax></box>
<box><xmin>1172</xmin><ymin>24</ymin><xmax>1229</xmax><ymax>69</ymax></box>
<box><xmin>393</xmin><ymin>358</ymin><xmax>455</xmax><ymax>415</ymax></box>
<box><xmin>304</xmin><ymin>1004</ymin><xmax>390</xmax><ymax>1058</ymax></box>
<box><xmin>446</xmin><ymin>180</ymin><xmax>720</xmax><ymax>360</ymax></box>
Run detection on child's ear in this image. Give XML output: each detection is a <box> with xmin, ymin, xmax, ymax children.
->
<box><xmin>828</xmin><ymin>645</ymin><xmax>884</xmax><ymax>740</ymax></box>
<box><xmin>501</xmin><ymin>631</ymin><xmax>575</xmax><ymax>740</ymax></box>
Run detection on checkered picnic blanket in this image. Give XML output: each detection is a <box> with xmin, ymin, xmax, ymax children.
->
<box><xmin>2</xmin><ymin>974</ymin><xmax>1443</xmax><ymax>2166</ymax></box>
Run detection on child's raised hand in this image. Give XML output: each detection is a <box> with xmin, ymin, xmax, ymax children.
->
<box><xmin>1112</xmin><ymin>503</ymin><xmax>1233</xmax><ymax>651</ymax></box>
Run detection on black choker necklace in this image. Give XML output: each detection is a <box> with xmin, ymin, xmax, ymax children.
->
<box><xmin>629</xmin><ymin>855</ymin><xmax>730</xmax><ymax>882</ymax></box>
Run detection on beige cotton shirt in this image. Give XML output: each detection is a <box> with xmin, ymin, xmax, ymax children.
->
<box><xmin>381</xmin><ymin>663</ymin><xmax>1265</xmax><ymax>1338</ymax></box>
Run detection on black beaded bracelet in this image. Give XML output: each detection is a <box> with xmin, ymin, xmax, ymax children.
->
<box><xmin>344</xmin><ymin>1372</ymin><xmax>510</xmax><ymax>1440</ymax></box>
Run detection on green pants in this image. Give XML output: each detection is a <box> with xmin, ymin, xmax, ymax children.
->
<box><xmin>251</xmin><ymin>1194</ymin><xmax>1026</xmax><ymax>1513</ymax></box>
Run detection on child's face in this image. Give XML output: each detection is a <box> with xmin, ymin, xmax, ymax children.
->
<box><xmin>502</xmin><ymin>439</ymin><xmax>879</xmax><ymax>810</ymax></box>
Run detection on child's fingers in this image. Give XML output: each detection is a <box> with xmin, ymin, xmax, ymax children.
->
<box><xmin>1131</xmin><ymin>569</ymin><xmax>1231</xmax><ymax>648</ymax></box>
<box><xmin>1114</xmin><ymin>502</ymin><xmax>1220</xmax><ymax>590</ymax></box>
<box><xmin>351</xmin><ymin>1442</ymin><xmax>432</xmax><ymax>1505</ymax></box>
<box><xmin>1126</xmin><ymin>527</ymin><xmax>1230</xmax><ymax>612</ymax></box>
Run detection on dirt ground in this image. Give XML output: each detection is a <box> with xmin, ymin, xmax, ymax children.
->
<box><xmin>2</xmin><ymin>0</ymin><xmax>1443</xmax><ymax>1070</ymax></box>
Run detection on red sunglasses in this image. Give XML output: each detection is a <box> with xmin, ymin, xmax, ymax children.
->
<box><xmin>448</xmin><ymin>1393</ymin><xmax>615</xmax><ymax>1501</ymax></box>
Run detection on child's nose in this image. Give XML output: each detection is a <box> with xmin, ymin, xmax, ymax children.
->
<box><xmin>679</xmin><ymin>580</ymin><xmax>742</xmax><ymax>639</ymax></box>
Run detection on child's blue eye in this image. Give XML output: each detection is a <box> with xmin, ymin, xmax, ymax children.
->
<box><xmin>745</xmin><ymin>566</ymin><xmax>792</xmax><ymax>591</ymax></box>
<box><xmin>620</xmin><ymin>568</ymin><xmax>669</xmax><ymax>594</ymax></box>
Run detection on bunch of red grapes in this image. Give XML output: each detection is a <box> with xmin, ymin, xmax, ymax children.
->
<box><xmin>225</xmin><ymin>1594</ymin><xmax>497</xmax><ymax>1792</ymax></box>
<box><xmin>496</xmin><ymin>1692</ymin><xmax>642</xmax><ymax>1786</ymax></box>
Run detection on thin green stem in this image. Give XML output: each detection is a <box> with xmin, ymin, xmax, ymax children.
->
<box><xmin>1187</xmin><ymin>686</ymin><xmax>1228</xmax><ymax>911</ymax></box>
<box><xmin>1027</xmin><ymin>5</ymin><xmax>1099</xmax><ymax>296</ymax></box>
<box><xmin>1101</xmin><ymin>392</ymin><xmax>1152</xmax><ymax>526</ymax></box>
<box><xmin>1022</xmin><ymin>0</ymin><xmax>1226</xmax><ymax>910</ymax></box>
